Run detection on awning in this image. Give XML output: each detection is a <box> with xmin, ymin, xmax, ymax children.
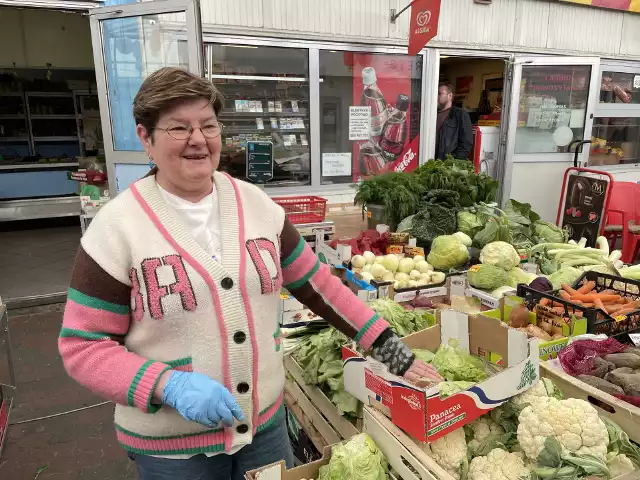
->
<box><xmin>0</xmin><ymin>0</ymin><xmax>103</xmax><ymax>11</ymax></box>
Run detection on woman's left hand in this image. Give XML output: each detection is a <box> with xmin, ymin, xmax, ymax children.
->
<box><xmin>403</xmin><ymin>359</ymin><xmax>443</xmax><ymax>383</ymax></box>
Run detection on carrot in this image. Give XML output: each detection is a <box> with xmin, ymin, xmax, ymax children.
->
<box><xmin>539</xmin><ymin>298</ymin><xmax>551</xmax><ymax>307</ymax></box>
<box><xmin>559</xmin><ymin>290</ymin><xmax>572</xmax><ymax>301</ymax></box>
<box><xmin>562</xmin><ymin>283</ymin><xmax>578</xmax><ymax>296</ymax></box>
<box><xmin>605</xmin><ymin>304</ymin><xmax>625</xmax><ymax>314</ymax></box>
<box><xmin>571</xmin><ymin>294</ymin><xmax>622</xmax><ymax>303</ymax></box>
<box><xmin>576</xmin><ymin>281</ymin><xmax>596</xmax><ymax>295</ymax></box>
<box><xmin>594</xmin><ymin>298</ymin><xmax>606</xmax><ymax>312</ymax></box>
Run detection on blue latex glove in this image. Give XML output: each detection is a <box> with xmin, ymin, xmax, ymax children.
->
<box><xmin>162</xmin><ymin>371</ymin><xmax>244</xmax><ymax>428</ymax></box>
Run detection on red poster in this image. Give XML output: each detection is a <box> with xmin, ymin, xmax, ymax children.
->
<box><xmin>352</xmin><ymin>53</ymin><xmax>420</xmax><ymax>181</ymax></box>
<box><xmin>408</xmin><ymin>0</ymin><xmax>441</xmax><ymax>56</ymax></box>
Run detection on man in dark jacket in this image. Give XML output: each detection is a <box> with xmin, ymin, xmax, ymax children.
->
<box><xmin>435</xmin><ymin>82</ymin><xmax>473</xmax><ymax>160</ymax></box>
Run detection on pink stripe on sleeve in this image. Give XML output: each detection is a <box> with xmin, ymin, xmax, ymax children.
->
<box><xmin>64</xmin><ymin>299</ymin><xmax>130</xmax><ymax>335</ymax></box>
<box><xmin>357</xmin><ymin>316</ymin><xmax>389</xmax><ymax>351</ymax></box>
<box><xmin>59</xmin><ymin>336</ymin><xmax>152</xmax><ymax>406</ymax></box>
<box><xmin>282</xmin><ymin>244</ymin><xmax>319</xmax><ymax>284</ymax></box>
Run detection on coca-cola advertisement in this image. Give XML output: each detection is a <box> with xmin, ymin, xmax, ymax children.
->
<box><xmin>351</xmin><ymin>53</ymin><xmax>422</xmax><ymax>181</ymax></box>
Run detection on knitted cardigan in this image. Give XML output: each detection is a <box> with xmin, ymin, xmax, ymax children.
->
<box><xmin>58</xmin><ymin>172</ymin><xmax>412</xmax><ymax>457</ymax></box>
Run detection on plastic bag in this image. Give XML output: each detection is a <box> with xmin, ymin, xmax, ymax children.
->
<box><xmin>558</xmin><ymin>337</ymin><xmax>626</xmax><ymax>376</ymax></box>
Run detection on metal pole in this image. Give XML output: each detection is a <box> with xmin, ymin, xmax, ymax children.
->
<box><xmin>390</xmin><ymin>0</ymin><xmax>417</xmax><ymax>23</ymax></box>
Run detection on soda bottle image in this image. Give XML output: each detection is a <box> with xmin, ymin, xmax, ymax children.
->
<box><xmin>358</xmin><ymin>141</ymin><xmax>386</xmax><ymax>177</ymax></box>
<box><xmin>360</xmin><ymin>67</ymin><xmax>388</xmax><ymax>144</ymax></box>
<box><xmin>380</xmin><ymin>94</ymin><xmax>409</xmax><ymax>162</ymax></box>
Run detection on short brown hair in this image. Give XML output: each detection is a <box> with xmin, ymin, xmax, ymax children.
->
<box><xmin>439</xmin><ymin>82</ymin><xmax>454</xmax><ymax>94</ymax></box>
<box><xmin>133</xmin><ymin>67</ymin><xmax>224</xmax><ymax>135</ymax></box>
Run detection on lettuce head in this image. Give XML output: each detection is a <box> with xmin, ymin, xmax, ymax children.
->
<box><xmin>432</xmin><ymin>338</ymin><xmax>488</xmax><ymax>383</ymax></box>
<box><xmin>318</xmin><ymin>433</ymin><xmax>388</xmax><ymax>480</ymax></box>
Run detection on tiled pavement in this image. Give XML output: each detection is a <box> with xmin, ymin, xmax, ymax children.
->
<box><xmin>0</xmin><ymin>305</ymin><xmax>135</xmax><ymax>480</ymax></box>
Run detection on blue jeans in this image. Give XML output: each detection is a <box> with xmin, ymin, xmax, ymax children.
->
<box><xmin>129</xmin><ymin>415</ymin><xmax>294</xmax><ymax>480</ymax></box>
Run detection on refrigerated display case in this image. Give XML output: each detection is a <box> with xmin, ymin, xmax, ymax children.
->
<box><xmin>206</xmin><ymin>44</ymin><xmax>311</xmax><ymax>187</ymax></box>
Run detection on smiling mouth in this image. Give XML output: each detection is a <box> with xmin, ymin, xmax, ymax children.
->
<box><xmin>182</xmin><ymin>154</ymin><xmax>208</xmax><ymax>160</ymax></box>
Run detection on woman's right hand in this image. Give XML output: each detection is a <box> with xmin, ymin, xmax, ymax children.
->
<box><xmin>160</xmin><ymin>371</ymin><xmax>244</xmax><ymax>428</ymax></box>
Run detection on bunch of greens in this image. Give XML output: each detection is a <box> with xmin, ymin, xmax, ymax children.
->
<box><xmin>396</xmin><ymin>190</ymin><xmax>461</xmax><ymax>245</ymax></box>
<box><xmin>432</xmin><ymin>338</ymin><xmax>489</xmax><ymax>383</ymax></box>
<box><xmin>292</xmin><ymin>327</ymin><xmax>359</xmax><ymax>416</ymax></box>
<box><xmin>354</xmin><ymin>172</ymin><xmax>426</xmax><ymax>227</ymax></box>
<box><xmin>318</xmin><ymin>433</ymin><xmax>388</xmax><ymax>480</ymax></box>
<box><xmin>414</xmin><ymin>157</ymin><xmax>499</xmax><ymax>207</ymax></box>
<box><xmin>368</xmin><ymin>298</ymin><xmax>433</xmax><ymax>337</ymax></box>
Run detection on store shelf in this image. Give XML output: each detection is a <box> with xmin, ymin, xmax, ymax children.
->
<box><xmin>27</xmin><ymin>92</ymin><xmax>73</xmax><ymax>98</ymax></box>
<box><xmin>0</xmin><ymin>137</ymin><xmax>29</xmax><ymax>142</ymax></box>
<box><xmin>224</xmin><ymin>128</ymin><xmax>307</xmax><ymax>134</ymax></box>
<box><xmin>219</xmin><ymin>110</ymin><xmax>308</xmax><ymax>118</ymax></box>
<box><xmin>33</xmin><ymin>136</ymin><xmax>78</xmax><ymax>142</ymax></box>
<box><xmin>30</xmin><ymin>115</ymin><xmax>77</xmax><ymax>120</ymax></box>
<box><xmin>0</xmin><ymin>115</ymin><xmax>25</xmax><ymax>119</ymax></box>
<box><xmin>0</xmin><ymin>162</ymin><xmax>79</xmax><ymax>171</ymax></box>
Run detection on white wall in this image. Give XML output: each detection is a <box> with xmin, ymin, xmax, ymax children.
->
<box><xmin>198</xmin><ymin>0</ymin><xmax>640</xmax><ymax>61</ymax></box>
<box><xmin>0</xmin><ymin>7</ymin><xmax>94</xmax><ymax>68</ymax></box>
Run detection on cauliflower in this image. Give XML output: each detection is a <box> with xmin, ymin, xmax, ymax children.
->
<box><xmin>468</xmin><ymin>448</ymin><xmax>531</xmax><ymax>480</ymax></box>
<box><xmin>511</xmin><ymin>378</ymin><xmax>563</xmax><ymax>409</ymax></box>
<box><xmin>466</xmin><ymin>416</ymin><xmax>505</xmax><ymax>455</ymax></box>
<box><xmin>517</xmin><ymin>397</ymin><xmax>609</xmax><ymax>462</ymax></box>
<box><xmin>608</xmin><ymin>453</ymin><xmax>636</xmax><ymax>478</ymax></box>
<box><xmin>427</xmin><ymin>427</ymin><xmax>468</xmax><ymax>479</ymax></box>
<box><xmin>479</xmin><ymin>241</ymin><xmax>520</xmax><ymax>271</ymax></box>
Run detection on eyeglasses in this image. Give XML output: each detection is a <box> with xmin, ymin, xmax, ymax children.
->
<box><xmin>154</xmin><ymin>122</ymin><xmax>225</xmax><ymax>140</ymax></box>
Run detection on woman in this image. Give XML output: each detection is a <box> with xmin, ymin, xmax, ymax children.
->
<box><xmin>58</xmin><ymin>67</ymin><xmax>441</xmax><ymax>480</ymax></box>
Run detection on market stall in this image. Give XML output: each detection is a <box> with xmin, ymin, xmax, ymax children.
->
<box><xmin>260</xmin><ymin>161</ymin><xmax>640</xmax><ymax>479</ymax></box>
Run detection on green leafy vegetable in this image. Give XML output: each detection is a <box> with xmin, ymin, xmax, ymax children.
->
<box><xmin>533</xmin><ymin>220</ymin><xmax>567</xmax><ymax>244</ymax></box>
<box><xmin>457</xmin><ymin>210</ymin><xmax>484</xmax><ymax>239</ymax></box>
<box><xmin>432</xmin><ymin>338</ymin><xmax>488</xmax><ymax>383</ymax></box>
<box><xmin>412</xmin><ymin>348</ymin><xmax>435</xmax><ymax>363</ymax></box>
<box><xmin>369</xmin><ymin>298</ymin><xmax>432</xmax><ymax>337</ymax></box>
<box><xmin>546</xmin><ymin>266</ymin><xmax>582</xmax><ymax>290</ymax></box>
<box><xmin>506</xmin><ymin>267</ymin><xmax>537</xmax><ymax>288</ymax></box>
<box><xmin>427</xmin><ymin>235</ymin><xmax>470</xmax><ymax>272</ymax></box>
<box><xmin>439</xmin><ymin>381</ymin><xmax>476</xmax><ymax>398</ymax></box>
<box><xmin>467</xmin><ymin>264</ymin><xmax>509</xmax><ymax>291</ymax></box>
<box><xmin>397</xmin><ymin>190</ymin><xmax>461</xmax><ymax>245</ymax></box>
<box><xmin>318</xmin><ymin>433</ymin><xmax>388</xmax><ymax>480</ymax></box>
<box><xmin>480</xmin><ymin>241</ymin><xmax>521</xmax><ymax>271</ymax></box>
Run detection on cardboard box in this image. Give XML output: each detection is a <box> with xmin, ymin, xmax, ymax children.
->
<box><xmin>342</xmin><ymin>310</ymin><xmax>539</xmax><ymax>443</ymax></box>
<box><xmin>246</xmin><ymin>446</ymin><xmax>332</xmax><ymax>480</ymax></box>
<box><xmin>342</xmin><ymin>268</ymin><xmax>377</xmax><ymax>302</ymax></box>
<box><xmin>483</xmin><ymin>295</ymin><xmax>587</xmax><ymax>362</ymax></box>
<box><xmin>465</xmin><ymin>286</ymin><xmax>516</xmax><ymax>311</ymax></box>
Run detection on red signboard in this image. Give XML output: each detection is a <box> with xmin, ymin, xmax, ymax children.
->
<box><xmin>408</xmin><ymin>0</ymin><xmax>441</xmax><ymax>56</ymax></box>
<box><xmin>559</xmin><ymin>0</ymin><xmax>640</xmax><ymax>13</ymax></box>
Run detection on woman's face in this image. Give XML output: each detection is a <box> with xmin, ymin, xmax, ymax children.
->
<box><xmin>137</xmin><ymin>98</ymin><xmax>221</xmax><ymax>196</ymax></box>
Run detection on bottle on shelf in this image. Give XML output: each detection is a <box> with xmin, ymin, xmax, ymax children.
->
<box><xmin>380</xmin><ymin>94</ymin><xmax>409</xmax><ymax>162</ymax></box>
<box><xmin>360</xmin><ymin>67</ymin><xmax>388</xmax><ymax>144</ymax></box>
<box><xmin>358</xmin><ymin>141</ymin><xmax>386</xmax><ymax>177</ymax></box>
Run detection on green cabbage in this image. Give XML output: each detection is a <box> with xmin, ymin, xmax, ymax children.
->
<box><xmin>533</xmin><ymin>220</ymin><xmax>567</xmax><ymax>244</ymax></box>
<box><xmin>479</xmin><ymin>241</ymin><xmax>521</xmax><ymax>271</ymax></box>
<box><xmin>412</xmin><ymin>348</ymin><xmax>435</xmax><ymax>363</ymax></box>
<box><xmin>427</xmin><ymin>235</ymin><xmax>470</xmax><ymax>271</ymax></box>
<box><xmin>506</xmin><ymin>267</ymin><xmax>537</xmax><ymax>288</ymax></box>
<box><xmin>432</xmin><ymin>338</ymin><xmax>488</xmax><ymax>383</ymax></box>
<box><xmin>318</xmin><ymin>433</ymin><xmax>388</xmax><ymax>480</ymax></box>
<box><xmin>467</xmin><ymin>264</ymin><xmax>509</xmax><ymax>290</ymax></box>
<box><xmin>546</xmin><ymin>266</ymin><xmax>582</xmax><ymax>290</ymax></box>
<box><xmin>457</xmin><ymin>211</ymin><xmax>484</xmax><ymax>238</ymax></box>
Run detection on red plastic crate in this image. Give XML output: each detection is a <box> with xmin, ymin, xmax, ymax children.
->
<box><xmin>272</xmin><ymin>196</ymin><xmax>327</xmax><ymax>225</ymax></box>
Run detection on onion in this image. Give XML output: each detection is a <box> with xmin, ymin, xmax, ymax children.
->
<box><xmin>382</xmin><ymin>254</ymin><xmax>400</xmax><ymax>273</ymax></box>
<box><xmin>408</xmin><ymin>280</ymin><xmax>418</xmax><ymax>288</ymax></box>
<box><xmin>362</xmin><ymin>251</ymin><xmax>376</xmax><ymax>265</ymax></box>
<box><xmin>398</xmin><ymin>257</ymin><xmax>415</xmax><ymax>273</ymax></box>
<box><xmin>351</xmin><ymin>255</ymin><xmax>366</xmax><ymax>269</ymax></box>
<box><xmin>394</xmin><ymin>272</ymin><xmax>409</xmax><ymax>282</ymax></box>
<box><xmin>413</xmin><ymin>255</ymin><xmax>425</xmax><ymax>263</ymax></box>
<box><xmin>382</xmin><ymin>272</ymin><xmax>395</xmax><ymax>282</ymax></box>
<box><xmin>360</xmin><ymin>272</ymin><xmax>374</xmax><ymax>283</ymax></box>
<box><xmin>374</xmin><ymin>256</ymin><xmax>385</xmax><ymax>264</ymax></box>
<box><xmin>409</xmin><ymin>270</ymin><xmax>422</xmax><ymax>280</ymax></box>
<box><xmin>415</xmin><ymin>260</ymin><xmax>433</xmax><ymax>274</ymax></box>
<box><xmin>361</xmin><ymin>264</ymin><xmax>371</xmax><ymax>274</ymax></box>
<box><xmin>370</xmin><ymin>263</ymin><xmax>387</xmax><ymax>279</ymax></box>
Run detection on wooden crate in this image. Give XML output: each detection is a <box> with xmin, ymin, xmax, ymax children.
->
<box><xmin>284</xmin><ymin>354</ymin><xmax>361</xmax><ymax>440</ymax></box>
<box><xmin>541</xmin><ymin>362</ymin><xmax>640</xmax><ymax>443</ymax></box>
<box><xmin>362</xmin><ymin>407</ymin><xmax>456</xmax><ymax>480</ymax></box>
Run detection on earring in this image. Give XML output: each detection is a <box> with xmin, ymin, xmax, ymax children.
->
<box><xmin>148</xmin><ymin>157</ymin><xmax>155</xmax><ymax>169</ymax></box>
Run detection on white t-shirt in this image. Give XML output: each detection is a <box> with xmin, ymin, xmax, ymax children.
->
<box><xmin>158</xmin><ymin>185</ymin><xmax>222</xmax><ymax>263</ymax></box>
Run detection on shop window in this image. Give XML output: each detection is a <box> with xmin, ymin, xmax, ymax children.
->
<box><xmin>590</xmin><ymin>117</ymin><xmax>640</xmax><ymax>166</ymax></box>
<box><xmin>209</xmin><ymin>44</ymin><xmax>310</xmax><ymax>187</ymax></box>
<box><xmin>600</xmin><ymin>71</ymin><xmax>640</xmax><ymax>104</ymax></box>
<box><xmin>514</xmin><ymin>65</ymin><xmax>592</xmax><ymax>154</ymax></box>
<box><xmin>319</xmin><ymin>51</ymin><xmax>422</xmax><ymax>184</ymax></box>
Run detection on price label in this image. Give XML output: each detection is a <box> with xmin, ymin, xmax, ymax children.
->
<box><xmin>630</xmin><ymin>333</ymin><xmax>640</xmax><ymax>346</ymax></box>
<box><xmin>614</xmin><ymin>314</ymin><xmax>627</xmax><ymax>323</ymax></box>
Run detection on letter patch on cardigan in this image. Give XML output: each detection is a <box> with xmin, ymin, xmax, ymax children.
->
<box><xmin>130</xmin><ymin>267</ymin><xmax>145</xmax><ymax>322</ymax></box>
<box><xmin>139</xmin><ymin>254</ymin><xmax>197</xmax><ymax>319</ymax></box>
<box><xmin>246</xmin><ymin>238</ymin><xmax>282</xmax><ymax>294</ymax></box>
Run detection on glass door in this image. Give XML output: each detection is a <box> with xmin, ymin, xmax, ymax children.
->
<box><xmin>502</xmin><ymin>56</ymin><xmax>601</xmax><ymax>222</ymax></box>
<box><xmin>89</xmin><ymin>0</ymin><xmax>203</xmax><ymax>197</ymax></box>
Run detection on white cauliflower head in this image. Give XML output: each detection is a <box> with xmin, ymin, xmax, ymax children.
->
<box><xmin>467</xmin><ymin>416</ymin><xmax>506</xmax><ymax>455</ymax></box>
<box><xmin>468</xmin><ymin>448</ymin><xmax>531</xmax><ymax>480</ymax></box>
<box><xmin>428</xmin><ymin>427</ymin><xmax>468</xmax><ymax>480</ymax></box>
<box><xmin>517</xmin><ymin>397</ymin><xmax>609</xmax><ymax>462</ymax></box>
<box><xmin>608</xmin><ymin>453</ymin><xmax>636</xmax><ymax>478</ymax></box>
<box><xmin>511</xmin><ymin>378</ymin><xmax>562</xmax><ymax>408</ymax></box>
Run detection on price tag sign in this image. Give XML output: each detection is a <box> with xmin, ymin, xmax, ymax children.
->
<box><xmin>630</xmin><ymin>333</ymin><xmax>640</xmax><ymax>346</ymax></box>
<box><xmin>614</xmin><ymin>314</ymin><xmax>627</xmax><ymax>323</ymax></box>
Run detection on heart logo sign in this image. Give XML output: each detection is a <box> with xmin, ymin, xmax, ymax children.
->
<box><xmin>416</xmin><ymin>10</ymin><xmax>431</xmax><ymax>27</ymax></box>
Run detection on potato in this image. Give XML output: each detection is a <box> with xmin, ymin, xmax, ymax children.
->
<box><xmin>603</xmin><ymin>353</ymin><xmax>640</xmax><ymax>370</ymax></box>
<box><xmin>589</xmin><ymin>357</ymin><xmax>616</xmax><ymax>378</ymax></box>
<box><xmin>577</xmin><ymin>375</ymin><xmax>624</xmax><ymax>396</ymax></box>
